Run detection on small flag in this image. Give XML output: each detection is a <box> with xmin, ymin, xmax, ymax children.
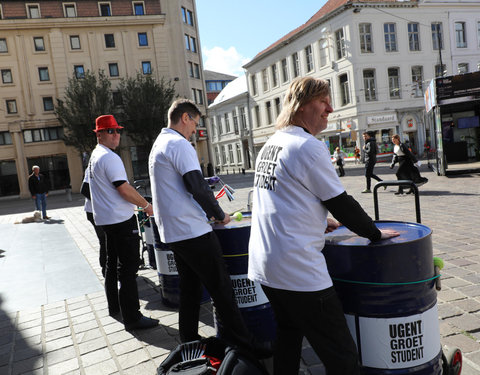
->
<box><xmin>215</xmin><ymin>187</ymin><xmax>226</xmax><ymax>199</ymax></box>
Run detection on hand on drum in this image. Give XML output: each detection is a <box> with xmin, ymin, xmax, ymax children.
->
<box><xmin>380</xmin><ymin>229</ymin><xmax>400</xmax><ymax>240</ymax></box>
<box><xmin>325</xmin><ymin>218</ymin><xmax>340</xmax><ymax>233</ymax></box>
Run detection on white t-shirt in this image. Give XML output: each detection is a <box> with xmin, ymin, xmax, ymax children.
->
<box><xmin>248</xmin><ymin>125</ymin><xmax>345</xmax><ymax>292</ymax></box>
<box><xmin>88</xmin><ymin>144</ymin><xmax>134</xmax><ymax>226</ymax></box>
<box><xmin>149</xmin><ymin>128</ymin><xmax>212</xmax><ymax>243</ymax></box>
<box><xmin>82</xmin><ymin>166</ymin><xmax>92</xmax><ymax>213</ymax></box>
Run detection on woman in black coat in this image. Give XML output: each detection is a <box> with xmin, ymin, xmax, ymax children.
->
<box><xmin>390</xmin><ymin>134</ymin><xmax>428</xmax><ymax>195</ymax></box>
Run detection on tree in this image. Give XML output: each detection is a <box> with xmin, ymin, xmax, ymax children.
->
<box><xmin>117</xmin><ymin>72</ymin><xmax>177</xmax><ymax>151</ymax></box>
<box><xmin>55</xmin><ymin>70</ymin><xmax>114</xmax><ymax>156</ymax></box>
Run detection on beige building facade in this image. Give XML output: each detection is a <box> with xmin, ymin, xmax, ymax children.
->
<box><xmin>0</xmin><ymin>0</ymin><xmax>207</xmax><ymax>198</ymax></box>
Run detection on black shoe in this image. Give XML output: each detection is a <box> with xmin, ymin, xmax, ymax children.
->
<box><xmin>125</xmin><ymin>316</ymin><xmax>159</xmax><ymax>331</ymax></box>
<box><xmin>43</xmin><ymin>216</ymin><xmax>51</xmax><ymax>220</ymax></box>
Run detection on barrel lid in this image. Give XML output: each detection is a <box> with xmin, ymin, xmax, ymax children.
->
<box><xmin>325</xmin><ymin>221</ymin><xmax>431</xmax><ymax>246</ymax></box>
<box><xmin>213</xmin><ymin>212</ymin><xmax>252</xmax><ymax>230</ymax></box>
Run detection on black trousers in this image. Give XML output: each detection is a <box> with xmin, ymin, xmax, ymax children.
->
<box><xmin>169</xmin><ymin>231</ymin><xmax>253</xmax><ymax>346</ymax></box>
<box><xmin>365</xmin><ymin>162</ymin><xmax>382</xmax><ymax>189</ymax></box>
<box><xmin>86</xmin><ymin>211</ymin><xmax>107</xmax><ymax>277</ymax></box>
<box><xmin>262</xmin><ymin>285</ymin><xmax>360</xmax><ymax>375</ymax></box>
<box><xmin>102</xmin><ymin>215</ymin><xmax>142</xmax><ymax>324</ymax></box>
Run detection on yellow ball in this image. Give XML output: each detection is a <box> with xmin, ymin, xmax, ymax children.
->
<box><xmin>232</xmin><ymin>212</ymin><xmax>243</xmax><ymax>221</ymax></box>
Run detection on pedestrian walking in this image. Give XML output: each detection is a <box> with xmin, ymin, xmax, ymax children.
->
<box><xmin>28</xmin><ymin>165</ymin><xmax>50</xmax><ymax>219</ymax></box>
<box><xmin>149</xmin><ymin>99</ymin><xmax>270</xmax><ymax>357</ymax></box>
<box><xmin>87</xmin><ymin>114</ymin><xmax>158</xmax><ymax>331</ymax></box>
<box><xmin>333</xmin><ymin>147</ymin><xmax>346</xmax><ymax>176</ymax></box>
<box><xmin>362</xmin><ymin>131</ymin><xmax>382</xmax><ymax>193</ymax></box>
<box><xmin>390</xmin><ymin>134</ymin><xmax>428</xmax><ymax>195</ymax></box>
<box><xmin>248</xmin><ymin>77</ymin><xmax>399</xmax><ymax>375</ymax></box>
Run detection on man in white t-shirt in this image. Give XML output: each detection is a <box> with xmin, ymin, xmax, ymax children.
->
<box><xmin>87</xmin><ymin>115</ymin><xmax>158</xmax><ymax>331</ymax></box>
<box><xmin>248</xmin><ymin>78</ymin><xmax>399</xmax><ymax>375</ymax></box>
<box><xmin>149</xmin><ymin>99</ymin><xmax>269</xmax><ymax>357</ymax></box>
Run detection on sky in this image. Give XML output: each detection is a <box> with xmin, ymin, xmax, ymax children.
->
<box><xmin>196</xmin><ymin>1</ymin><xmax>328</xmax><ymax>77</ymax></box>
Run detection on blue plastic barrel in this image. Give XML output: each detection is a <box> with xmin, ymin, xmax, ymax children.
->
<box><xmin>213</xmin><ymin>213</ymin><xmax>276</xmax><ymax>343</ymax></box>
<box><xmin>323</xmin><ymin>221</ymin><xmax>442</xmax><ymax>374</ymax></box>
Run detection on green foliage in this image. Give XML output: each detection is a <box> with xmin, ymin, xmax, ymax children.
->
<box><xmin>55</xmin><ymin>70</ymin><xmax>113</xmax><ymax>155</ymax></box>
<box><xmin>117</xmin><ymin>72</ymin><xmax>177</xmax><ymax>150</ymax></box>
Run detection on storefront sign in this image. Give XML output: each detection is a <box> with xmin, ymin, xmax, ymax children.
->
<box><xmin>367</xmin><ymin>114</ymin><xmax>398</xmax><ymax>125</ymax></box>
<box><xmin>436</xmin><ymin>71</ymin><xmax>480</xmax><ymax>102</ymax></box>
<box><xmin>402</xmin><ymin>116</ymin><xmax>417</xmax><ymax>132</ymax></box>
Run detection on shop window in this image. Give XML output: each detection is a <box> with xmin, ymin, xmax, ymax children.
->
<box><xmin>0</xmin><ymin>160</ymin><xmax>20</xmax><ymax>197</ymax></box>
<box><xmin>34</xmin><ymin>37</ymin><xmax>45</xmax><ymax>52</ymax></box>
<box><xmin>1</xmin><ymin>69</ymin><xmax>13</xmax><ymax>84</ymax></box>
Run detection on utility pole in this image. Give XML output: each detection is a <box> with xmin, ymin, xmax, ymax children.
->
<box><xmin>436</xmin><ymin>23</ymin><xmax>444</xmax><ymax>76</ymax></box>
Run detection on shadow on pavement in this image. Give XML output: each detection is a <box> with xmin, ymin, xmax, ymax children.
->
<box><xmin>0</xmin><ymin>296</ymin><xmax>43</xmax><ymax>374</ymax></box>
<box><xmin>42</xmin><ymin>219</ymin><xmax>65</xmax><ymax>225</ymax></box>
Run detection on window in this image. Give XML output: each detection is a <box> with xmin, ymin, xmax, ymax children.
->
<box><xmin>363</xmin><ymin>69</ymin><xmax>376</xmax><ymax>101</ymax></box>
<box><xmin>458</xmin><ymin>63</ymin><xmax>469</xmax><ymax>74</ymax></box>
<box><xmin>388</xmin><ymin>67</ymin><xmax>401</xmax><ymax>99</ymax></box>
<box><xmin>339</xmin><ymin>74</ymin><xmax>350</xmax><ymax>106</ymax></box>
<box><xmin>274</xmin><ymin>97</ymin><xmax>281</xmax><ymax>117</ymax></box>
<box><xmin>188</xmin><ymin>62</ymin><xmax>194</xmax><ymax>78</ymax></box>
<box><xmin>211</xmin><ymin>119</ymin><xmax>216</xmax><ymax>139</ymax></box>
<box><xmin>408</xmin><ymin>23</ymin><xmax>420</xmax><ymax>51</ymax></box>
<box><xmin>236</xmin><ymin>144</ymin><xmax>242</xmax><ymax>164</ymax></box>
<box><xmin>455</xmin><ymin>22</ymin><xmax>467</xmax><ymax>48</ymax></box>
<box><xmin>411</xmin><ymin>66</ymin><xmax>423</xmax><ymax>97</ymax></box>
<box><xmin>23</xmin><ymin>127</ymin><xmax>63</xmax><ymax>143</ymax></box>
<box><xmin>224</xmin><ymin>113</ymin><xmax>230</xmax><ymax>133</ymax></box>
<box><xmin>254</xmin><ymin>105</ymin><xmax>261</xmax><ymax>128</ymax></box>
<box><xmin>104</xmin><ymin>34</ymin><xmax>115</xmax><ymax>48</ymax></box>
<box><xmin>133</xmin><ymin>2</ymin><xmax>144</xmax><ymax>15</ymax></box>
<box><xmin>187</xmin><ymin>10</ymin><xmax>194</xmax><ymax>26</ymax></box>
<box><xmin>233</xmin><ymin>110</ymin><xmax>239</xmax><ymax>134</ymax></box>
<box><xmin>190</xmin><ymin>36</ymin><xmax>197</xmax><ymax>52</ymax></box>
<box><xmin>221</xmin><ymin>146</ymin><xmax>227</xmax><ymax>164</ymax></box>
<box><xmin>384</xmin><ymin>23</ymin><xmax>397</xmax><ymax>52</ymax></box>
<box><xmin>142</xmin><ymin>61</ymin><xmax>151</xmax><ymax>74</ymax></box>
<box><xmin>478</xmin><ymin>22</ymin><xmax>480</xmax><ymax>48</ymax></box>
<box><xmin>251</xmin><ymin>74</ymin><xmax>258</xmax><ymax>96</ymax></box>
<box><xmin>184</xmin><ymin>35</ymin><xmax>190</xmax><ymax>50</ymax></box>
<box><xmin>0</xmin><ymin>132</ymin><xmax>13</xmax><ymax>145</ymax></box>
<box><xmin>6</xmin><ymin>100</ymin><xmax>17</xmax><ymax>114</ymax></box>
<box><xmin>0</xmin><ymin>38</ymin><xmax>7</xmax><ymax>53</ymax></box>
<box><xmin>1</xmin><ymin>69</ymin><xmax>12</xmax><ymax>84</ymax></box>
<box><xmin>271</xmin><ymin>64</ymin><xmax>278</xmax><ymax>87</ymax></box>
<box><xmin>217</xmin><ymin>115</ymin><xmax>223</xmax><ymax>135</ymax></box>
<box><xmin>335</xmin><ymin>28</ymin><xmax>346</xmax><ymax>59</ymax></box>
<box><xmin>27</xmin><ymin>4</ymin><xmax>40</xmax><ymax>18</ymax></box>
<box><xmin>359</xmin><ymin>23</ymin><xmax>373</xmax><ymax>53</ymax></box>
<box><xmin>240</xmin><ymin>107</ymin><xmax>247</xmax><ymax>130</ymax></box>
<box><xmin>214</xmin><ymin>147</ymin><xmax>220</xmax><ymax>165</ymax></box>
<box><xmin>194</xmin><ymin>64</ymin><xmax>200</xmax><ymax>79</ymax></box>
<box><xmin>74</xmin><ymin>65</ymin><xmax>85</xmax><ymax>79</ymax></box>
<box><xmin>38</xmin><ymin>67</ymin><xmax>50</xmax><ymax>81</ymax></box>
<box><xmin>305</xmin><ymin>45</ymin><xmax>314</xmax><ymax>72</ymax></box>
<box><xmin>138</xmin><ymin>32</ymin><xmax>148</xmax><ymax>46</ymax></box>
<box><xmin>266</xmin><ymin>101</ymin><xmax>272</xmax><ymax>124</ymax></box>
<box><xmin>431</xmin><ymin>23</ymin><xmax>443</xmax><ymax>50</ymax></box>
<box><xmin>319</xmin><ymin>40</ymin><xmax>328</xmax><ymax>66</ymax></box>
<box><xmin>33</xmin><ymin>37</ymin><xmax>45</xmax><ymax>52</ymax></box>
<box><xmin>281</xmin><ymin>58</ymin><xmax>288</xmax><ymax>83</ymax></box>
<box><xmin>262</xmin><ymin>69</ymin><xmax>269</xmax><ymax>92</ymax></box>
<box><xmin>99</xmin><ymin>3</ymin><xmax>111</xmax><ymax>16</ymax></box>
<box><xmin>197</xmin><ymin>89</ymin><xmax>203</xmax><ymax>105</ymax></box>
<box><xmin>64</xmin><ymin>4</ymin><xmax>76</xmax><ymax>17</ymax></box>
<box><xmin>181</xmin><ymin>7</ymin><xmax>187</xmax><ymax>23</ymax></box>
<box><xmin>109</xmin><ymin>63</ymin><xmax>119</xmax><ymax>77</ymax></box>
<box><xmin>43</xmin><ymin>97</ymin><xmax>54</xmax><ymax>111</ymax></box>
<box><xmin>292</xmin><ymin>52</ymin><xmax>300</xmax><ymax>78</ymax></box>
<box><xmin>228</xmin><ymin>145</ymin><xmax>234</xmax><ymax>165</ymax></box>
<box><xmin>435</xmin><ymin>64</ymin><xmax>446</xmax><ymax>78</ymax></box>
<box><xmin>70</xmin><ymin>35</ymin><xmax>81</xmax><ymax>50</ymax></box>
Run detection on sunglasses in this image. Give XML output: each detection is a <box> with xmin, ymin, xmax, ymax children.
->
<box><xmin>188</xmin><ymin>114</ymin><xmax>199</xmax><ymax>127</ymax></box>
<box><xmin>101</xmin><ymin>128</ymin><xmax>123</xmax><ymax>135</ymax></box>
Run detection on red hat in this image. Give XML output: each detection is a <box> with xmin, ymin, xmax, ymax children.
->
<box><xmin>94</xmin><ymin>115</ymin><xmax>124</xmax><ymax>133</ymax></box>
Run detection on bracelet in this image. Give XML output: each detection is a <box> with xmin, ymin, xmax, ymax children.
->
<box><xmin>141</xmin><ymin>202</ymin><xmax>150</xmax><ymax>210</ymax></box>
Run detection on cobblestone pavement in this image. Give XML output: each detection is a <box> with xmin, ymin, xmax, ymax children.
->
<box><xmin>0</xmin><ymin>162</ymin><xmax>479</xmax><ymax>374</ymax></box>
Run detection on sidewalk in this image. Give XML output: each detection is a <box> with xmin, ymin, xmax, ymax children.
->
<box><xmin>0</xmin><ymin>163</ymin><xmax>480</xmax><ymax>374</ymax></box>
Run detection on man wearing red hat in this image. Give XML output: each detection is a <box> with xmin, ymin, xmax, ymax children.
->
<box><xmin>86</xmin><ymin>114</ymin><xmax>158</xmax><ymax>331</ymax></box>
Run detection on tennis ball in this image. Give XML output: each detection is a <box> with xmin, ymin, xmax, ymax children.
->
<box><xmin>433</xmin><ymin>257</ymin><xmax>444</xmax><ymax>270</ymax></box>
<box><xmin>232</xmin><ymin>212</ymin><xmax>243</xmax><ymax>221</ymax></box>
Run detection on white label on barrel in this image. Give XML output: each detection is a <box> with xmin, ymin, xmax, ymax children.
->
<box><xmin>144</xmin><ymin>225</ymin><xmax>154</xmax><ymax>245</ymax></box>
<box><xmin>156</xmin><ymin>250</ymin><xmax>177</xmax><ymax>275</ymax></box>
<box><xmin>230</xmin><ymin>274</ymin><xmax>269</xmax><ymax>307</ymax></box>
<box><xmin>347</xmin><ymin>304</ymin><xmax>440</xmax><ymax>369</ymax></box>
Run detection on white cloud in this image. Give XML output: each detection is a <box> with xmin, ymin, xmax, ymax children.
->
<box><xmin>202</xmin><ymin>46</ymin><xmax>250</xmax><ymax>77</ymax></box>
